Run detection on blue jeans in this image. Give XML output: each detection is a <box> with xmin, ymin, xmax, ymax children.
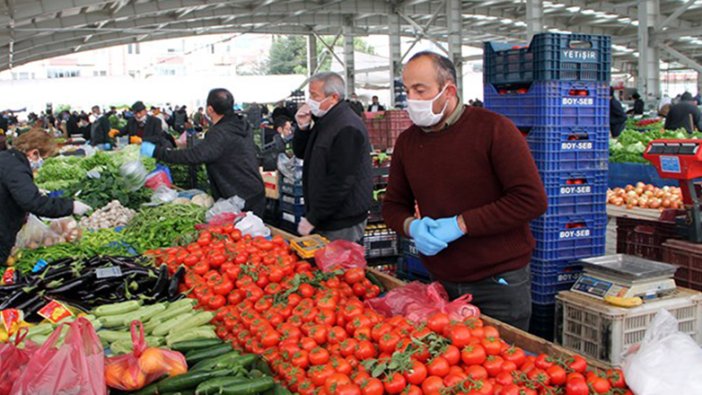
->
<box><xmin>436</xmin><ymin>265</ymin><xmax>532</xmax><ymax>331</ymax></box>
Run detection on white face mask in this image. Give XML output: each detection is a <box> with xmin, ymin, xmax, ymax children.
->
<box><xmin>136</xmin><ymin>114</ymin><xmax>147</xmax><ymax>123</ymax></box>
<box><xmin>406</xmin><ymin>85</ymin><xmax>449</xmax><ymax>127</ymax></box>
<box><xmin>306</xmin><ymin>96</ymin><xmax>331</xmax><ymax>118</ymax></box>
<box><xmin>30</xmin><ymin>155</ymin><xmax>44</xmax><ymax>170</ymax></box>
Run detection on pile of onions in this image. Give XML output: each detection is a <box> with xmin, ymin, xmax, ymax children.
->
<box><xmin>607</xmin><ymin>182</ymin><xmax>683</xmax><ymax>210</ymax></box>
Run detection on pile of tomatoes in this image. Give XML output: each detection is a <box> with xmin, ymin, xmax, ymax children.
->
<box><xmin>150</xmin><ymin>226</ymin><xmax>632</xmax><ymax>395</ymax></box>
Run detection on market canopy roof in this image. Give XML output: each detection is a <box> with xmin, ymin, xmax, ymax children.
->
<box><xmin>1</xmin><ymin>0</ymin><xmax>701</xmax><ymax>74</ymax></box>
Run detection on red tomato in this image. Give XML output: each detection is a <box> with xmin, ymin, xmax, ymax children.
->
<box><xmin>403</xmin><ymin>360</ymin><xmax>427</xmax><ymax>385</ymax></box>
<box><xmin>565</xmin><ymin>378</ymin><xmax>589</xmax><ymax>395</ymax></box>
<box><xmin>382</xmin><ymin>372</ymin><xmax>406</xmax><ymax>394</ymax></box>
<box><xmin>426</xmin><ymin>356</ymin><xmax>450</xmax><ymax>377</ymax></box>
<box><xmin>461</xmin><ymin>344</ymin><xmax>487</xmax><ymax>366</ymax></box>
<box><xmin>421</xmin><ymin>376</ymin><xmax>445</xmax><ymax>395</ymax></box>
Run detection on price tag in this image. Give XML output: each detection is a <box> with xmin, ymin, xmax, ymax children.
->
<box><xmin>2</xmin><ymin>268</ymin><xmax>15</xmax><ymax>285</ymax></box>
<box><xmin>96</xmin><ymin>266</ymin><xmax>123</xmax><ymax>279</ymax></box>
<box><xmin>38</xmin><ymin>300</ymin><xmax>73</xmax><ymax>324</ymax></box>
<box><xmin>1</xmin><ymin>309</ymin><xmax>23</xmax><ymax>335</ymax></box>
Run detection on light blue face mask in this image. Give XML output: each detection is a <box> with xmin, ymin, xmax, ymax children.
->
<box><xmin>31</xmin><ymin>157</ymin><xmax>44</xmax><ymax>170</ymax></box>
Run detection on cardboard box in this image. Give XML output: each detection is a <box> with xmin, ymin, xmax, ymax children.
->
<box><xmin>260</xmin><ymin>169</ymin><xmax>280</xmax><ymax>200</ymax></box>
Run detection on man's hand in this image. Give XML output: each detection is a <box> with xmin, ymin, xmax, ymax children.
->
<box><xmin>297</xmin><ymin>217</ymin><xmax>315</xmax><ymax>236</ymax></box>
<box><xmin>140</xmin><ymin>141</ymin><xmax>156</xmax><ymax>157</ymax></box>
<box><xmin>295</xmin><ymin>104</ymin><xmax>312</xmax><ymax>130</ymax></box>
<box><xmin>409</xmin><ymin>217</ymin><xmax>448</xmax><ymax>256</ymax></box>
<box><xmin>428</xmin><ymin>216</ymin><xmax>466</xmax><ymax>244</ymax></box>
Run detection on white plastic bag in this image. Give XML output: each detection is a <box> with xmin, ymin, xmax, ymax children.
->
<box><xmin>235</xmin><ymin>212</ymin><xmax>270</xmax><ymax>238</ymax></box>
<box><xmin>150</xmin><ymin>185</ymin><xmax>178</xmax><ymax>205</ymax></box>
<box><xmin>119</xmin><ymin>161</ymin><xmax>147</xmax><ymax>192</ymax></box>
<box><xmin>205</xmin><ymin>196</ymin><xmax>246</xmax><ymax>222</ymax></box>
<box><xmin>622</xmin><ymin>309</ymin><xmax>702</xmax><ymax>395</ymax></box>
<box><xmin>15</xmin><ymin>215</ymin><xmax>61</xmax><ymax>249</ymax></box>
<box><xmin>277</xmin><ymin>154</ymin><xmax>303</xmax><ymax>181</ymax></box>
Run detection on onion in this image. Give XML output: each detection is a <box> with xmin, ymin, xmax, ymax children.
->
<box><xmin>662</xmin><ymin>199</ymin><xmax>671</xmax><ymax>208</ymax></box>
<box><xmin>625</xmin><ymin>185</ymin><xmax>635</xmax><ymax>192</ymax></box>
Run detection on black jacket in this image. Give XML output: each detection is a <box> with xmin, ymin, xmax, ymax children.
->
<box><xmin>293</xmin><ymin>101</ymin><xmax>372</xmax><ymax>231</ymax></box>
<box><xmin>261</xmin><ymin>134</ymin><xmax>290</xmax><ymax>172</ymax></box>
<box><xmin>90</xmin><ymin>115</ymin><xmax>111</xmax><ymax>145</ymax></box>
<box><xmin>610</xmin><ymin>98</ymin><xmax>627</xmax><ymax>137</ymax></box>
<box><xmin>633</xmin><ymin>99</ymin><xmax>644</xmax><ymax>115</ymax></box>
<box><xmin>123</xmin><ymin>116</ymin><xmax>174</xmax><ymax>148</ymax></box>
<box><xmin>0</xmin><ymin>149</ymin><xmax>73</xmax><ymax>264</ymax></box>
<box><xmin>155</xmin><ymin>113</ymin><xmax>265</xmax><ymax>215</ymax></box>
<box><xmin>665</xmin><ymin>101</ymin><xmax>702</xmax><ymax>133</ymax></box>
<box><xmin>0</xmin><ymin>116</ymin><xmax>7</xmax><ymax>132</ymax></box>
<box><xmin>367</xmin><ymin>104</ymin><xmax>386</xmax><ymax>112</ymax></box>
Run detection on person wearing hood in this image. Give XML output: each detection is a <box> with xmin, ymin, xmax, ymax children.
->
<box><xmin>665</xmin><ymin>92</ymin><xmax>702</xmax><ymax>133</ymax></box>
<box><xmin>140</xmin><ymin>89</ymin><xmax>265</xmax><ymax>217</ymax></box>
<box><xmin>293</xmin><ymin>72</ymin><xmax>372</xmax><ymax>243</ymax></box>
<box><xmin>0</xmin><ymin>130</ymin><xmax>91</xmax><ymax>265</ymax></box>
<box><xmin>119</xmin><ymin>101</ymin><xmax>175</xmax><ymax>147</ymax></box>
<box><xmin>381</xmin><ymin>51</ymin><xmax>547</xmax><ymax>330</ymax></box>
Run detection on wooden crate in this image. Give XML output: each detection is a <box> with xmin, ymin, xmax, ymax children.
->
<box><xmin>367</xmin><ymin>268</ymin><xmax>611</xmax><ymax>369</ymax></box>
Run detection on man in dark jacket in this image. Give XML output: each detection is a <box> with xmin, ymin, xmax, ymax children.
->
<box><xmin>665</xmin><ymin>92</ymin><xmax>702</xmax><ymax>133</ymax></box>
<box><xmin>367</xmin><ymin>96</ymin><xmax>386</xmax><ymax>112</ymax></box>
<box><xmin>261</xmin><ymin>117</ymin><xmax>293</xmax><ymax>171</ymax></box>
<box><xmin>122</xmin><ymin>101</ymin><xmax>175</xmax><ymax>148</ymax></box>
<box><xmin>141</xmin><ymin>89</ymin><xmax>265</xmax><ymax>217</ymax></box>
<box><xmin>89</xmin><ymin>105</ymin><xmax>111</xmax><ymax>146</ymax></box>
<box><xmin>610</xmin><ymin>88</ymin><xmax>627</xmax><ymax>137</ymax></box>
<box><xmin>293</xmin><ymin>72</ymin><xmax>372</xmax><ymax>243</ymax></box>
<box><xmin>632</xmin><ymin>92</ymin><xmax>644</xmax><ymax>115</ymax></box>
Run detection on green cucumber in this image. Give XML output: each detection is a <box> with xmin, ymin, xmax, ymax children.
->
<box><xmin>156</xmin><ymin>369</ymin><xmax>232</xmax><ymax>393</ymax></box>
<box><xmin>195</xmin><ymin>377</ymin><xmax>249</xmax><ymax>395</ymax></box>
<box><xmin>27</xmin><ymin>323</ymin><xmax>54</xmax><ymax>337</ymax></box>
<box><xmin>185</xmin><ymin>344</ymin><xmax>232</xmax><ymax>365</ymax></box>
<box><xmin>28</xmin><ymin>334</ymin><xmax>49</xmax><ymax>345</ymax></box>
<box><xmin>98</xmin><ymin>314</ymin><xmax>128</xmax><ymax>329</ymax></box>
<box><xmin>168</xmin><ymin>311</ymin><xmax>215</xmax><ymax>336</ymax></box>
<box><xmin>150</xmin><ymin>303</ymin><xmax>195</xmax><ymax>324</ymax></box>
<box><xmin>192</xmin><ymin>353</ymin><xmax>255</xmax><ymax>371</ymax></box>
<box><xmin>214</xmin><ymin>377</ymin><xmax>275</xmax><ymax>395</ymax></box>
<box><xmin>170</xmin><ymin>339</ymin><xmax>223</xmax><ymax>353</ymax></box>
<box><xmin>120</xmin><ymin>303</ymin><xmax>167</xmax><ymax>325</ymax></box>
<box><xmin>152</xmin><ymin>312</ymin><xmax>196</xmax><ymax>337</ymax></box>
<box><xmin>93</xmin><ymin>300</ymin><xmax>142</xmax><ymax>316</ymax></box>
<box><xmin>98</xmin><ymin>330</ymin><xmax>132</xmax><ymax>343</ymax></box>
<box><xmin>166</xmin><ymin>327</ymin><xmax>217</xmax><ymax>346</ymax></box>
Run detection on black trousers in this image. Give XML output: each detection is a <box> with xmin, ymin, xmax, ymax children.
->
<box><xmin>436</xmin><ymin>265</ymin><xmax>532</xmax><ymax>331</ymax></box>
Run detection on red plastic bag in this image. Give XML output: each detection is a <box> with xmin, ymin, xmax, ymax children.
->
<box><xmin>104</xmin><ymin>321</ymin><xmax>187</xmax><ymax>391</ymax></box>
<box><xmin>315</xmin><ymin>240</ymin><xmax>367</xmax><ymax>272</ymax></box>
<box><xmin>366</xmin><ymin>281</ymin><xmax>480</xmax><ymax>323</ymax></box>
<box><xmin>0</xmin><ymin>328</ymin><xmax>37</xmax><ymax>395</ymax></box>
<box><xmin>11</xmin><ymin>317</ymin><xmax>106</xmax><ymax>395</ymax></box>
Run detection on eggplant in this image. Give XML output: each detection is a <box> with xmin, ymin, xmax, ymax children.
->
<box><xmin>0</xmin><ymin>289</ymin><xmax>33</xmax><ymax>310</ymax></box>
<box><xmin>45</xmin><ymin>270</ymin><xmax>95</xmax><ymax>295</ymax></box>
<box><xmin>168</xmin><ymin>266</ymin><xmax>186</xmax><ymax>299</ymax></box>
<box><xmin>151</xmin><ymin>265</ymin><xmax>170</xmax><ymax>299</ymax></box>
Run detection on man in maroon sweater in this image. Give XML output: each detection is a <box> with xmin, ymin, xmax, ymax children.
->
<box><xmin>382</xmin><ymin>52</ymin><xmax>547</xmax><ymax>329</ymax></box>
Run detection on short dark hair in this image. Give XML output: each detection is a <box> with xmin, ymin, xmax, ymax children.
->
<box><xmin>632</xmin><ymin>92</ymin><xmax>641</xmax><ymax>100</ymax></box>
<box><xmin>273</xmin><ymin>116</ymin><xmax>291</xmax><ymax>130</ymax></box>
<box><xmin>372</xmin><ymin>95</ymin><xmax>379</xmax><ymax>100</ymax></box>
<box><xmin>407</xmin><ymin>51</ymin><xmax>457</xmax><ymax>87</ymax></box>
<box><xmin>207</xmin><ymin>88</ymin><xmax>234</xmax><ymax>116</ymax></box>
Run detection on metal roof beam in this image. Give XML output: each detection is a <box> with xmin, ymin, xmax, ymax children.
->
<box><xmin>657</xmin><ymin>43</ymin><xmax>702</xmax><ymax>73</ymax></box>
<box><xmin>657</xmin><ymin>0</ymin><xmax>697</xmax><ymax>30</ymax></box>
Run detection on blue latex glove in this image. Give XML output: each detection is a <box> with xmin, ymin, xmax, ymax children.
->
<box><xmin>409</xmin><ymin>217</ymin><xmax>448</xmax><ymax>256</ymax></box>
<box><xmin>140</xmin><ymin>141</ymin><xmax>156</xmax><ymax>157</ymax></box>
<box><xmin>428</xmin><ymin>216</ymin><xmax>465</xmax><ymax>244</ymax></box>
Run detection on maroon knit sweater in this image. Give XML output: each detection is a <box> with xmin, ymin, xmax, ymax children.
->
<box><xmin>382</xmin><ymin>106</ymin><xmax>548</xmax><ymax>283</ymax></box>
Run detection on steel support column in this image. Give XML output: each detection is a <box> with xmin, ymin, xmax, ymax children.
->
<box><xmin>637</xmin><ymin>0</ymin><xmax>661</xmax><ymax>103</ymax></box>
<box><xmin>525</xmin><ymin>0</ymin><xmax>544</xmax><ymax>40</ymax></box>
<box><xmin>698</xmin><ymin>72</ymin><xmax>702</xmax><ymax>97</ymax></box>
<box><xmin>446</xmin><ymin>0</ymin><xmax>463</xmax><ymax>98</ymax></box>
<box><xmin>343</xmin><ymin>21</ymin><xmax>355</xmax><ymax>96</ymax></box>
<box><xmin>388</xmin><ymin>11</ymin><xmax>402</xmax><ymax>107</ymax></box>
<box><xmin>307</xmin><ymin>34</ymin><xmax>317</xmax><ymax>77</ymax></box>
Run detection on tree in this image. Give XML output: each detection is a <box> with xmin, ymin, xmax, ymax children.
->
<box><xmin>267</xmin><ymin>35</ymin><xmax>376</xmax><ymax>75</ymax></box>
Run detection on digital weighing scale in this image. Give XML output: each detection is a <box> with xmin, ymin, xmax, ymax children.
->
<box><xmin>571</xmin><ymin>254</ymin><xmax>678</xmax><ymax>300</ymax></box>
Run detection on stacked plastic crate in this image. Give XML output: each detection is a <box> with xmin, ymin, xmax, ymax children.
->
<box><xmin>279</xmin><ymin>162</ymin><xmax>305</xmax><ymax>234</ymax></box>
<box><xmin>365</xmin><ymin>153</ymin><xmax>399</xmax><ymax>260</ymax></box>
<box><xmin>484</xmin><ymin>33</ymin><xmax>611</xmax><ymax>340</ymax></box>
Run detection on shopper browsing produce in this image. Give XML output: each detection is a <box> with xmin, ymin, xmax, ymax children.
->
<box><xmin>0</xmin><ymin>130</ymin><xmax>91</xmax><ymax>265</ymax></box>
<box><xmin>118</xmin><ymin>101</ymin><xmax>175</xmax><ymax>148</ymax></box>
<box><xmin>293</xmin><ymin>72</ymin><xmax>373</xmax><ymax>242</ymax></box>
<box><xmin>664</xmin><ymin>91</ymin><xmax>702</xmax><ymax>133</ymax></box>
<box><xmin>382</xmin><ymin>51</ymin><xmax>548</xmax><ymax>330</ymax></box>
<box><xmin>141</xmin><ymin>89</ymin><xmax>265</xmax><ymax>217</ymax></box>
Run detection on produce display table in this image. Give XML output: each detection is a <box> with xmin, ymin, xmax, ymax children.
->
<box><xmin>607</xmin><ymin>205</ymin><xmax>664</xmax><ymax>221</ymax></box>
<box><xmin>366</xmin><ymin>268</ymin><xmax>613</xmax><ymax>370</ymax></box>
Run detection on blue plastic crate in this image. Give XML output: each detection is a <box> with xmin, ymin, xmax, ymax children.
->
<box><xmin>396</xmin><ymin>254</ymin><xmax>431</xmax><ymax>281</ymax></box>
<box><xmin>531</xmin><ymin>261</ymin><xmax>582</xmax><ymax>304</ymax></box>
<box><xmin>281</xmin><ymin>177</ymin><xmax>303</xmax><ymax>196</ymax></box>
<box><xmin>484</xmin><ymin>42</ymin><xmax>535</xmax><ymax>84</ymax></box>
<box><xmin>399</xmin><ymin>237</ymin><xmax>418</xmax><ymax>257</ymax></box>
<box><xmin>484</xmin><ymin>81</ymin><xmax>609</xmax><ymax>128</ymax></box>
<box><xmin>530</xmin><ymin>147</ymin><xmax>608</xmax><ymax>172</ymax></box>
<box><xmin>484</xmin><ymin>33</ymin><xmax>611</xmax><ymax>85</ymax></box>
<box><xmin>529</xmin><ymin>303</ymin><xmax>556</xmax><ymax>340</ymax></box>
<box><xmin>542</xmin><ymin>193</ymin><xmax>607</xmax><ymax>217</ymax></box>
<box><xmin>280</xmin><ymin>201</ymin><xmax>305</xmax><ymax>217</ymax></box>
<box><xmin>281</xmin><ymin>193</ymin><xmax>305</xmax><ymax>205</ymax></box>
<box><xmin>532</xmin><ymin>33</ymin><xmax>611</xmax><ymax>82</ymax></box>
<box><xmin>539</xmin><ymin>169</ymin><xmax>608</xmax><ymax>200</ymax></box>
<box><xmin>525</xmin><ymin>126</ymin><xmax>610</xmax><ymax>147</ymax></box>
<box><xmin>530</xmin><ymin>211</ymin><xmax>607</xmax><ymax>261</ymax></box>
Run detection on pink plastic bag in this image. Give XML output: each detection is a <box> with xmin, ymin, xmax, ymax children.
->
<box><xmin>0</xmin><ymin>328</ymin><xmax>37</xmax><ymax>395</ymax></box>
<box><xmin>104</xmin><ymin>321</ymin><xmax>187</xmax><ymax>391</ymax></box>
<box><xmin>315</xmin><ymin>240</ymin><xmax>367</xmax><ymax>272</ymax></box>
<box><xmin>366</xmin><ymin>281</ymin><xmax>480</xmax><ymax>323</ymax></box>
<box><xmin>11</xmin><ymin>317</ymin><xmax>106</xmax><ymax>395</ymax></box>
